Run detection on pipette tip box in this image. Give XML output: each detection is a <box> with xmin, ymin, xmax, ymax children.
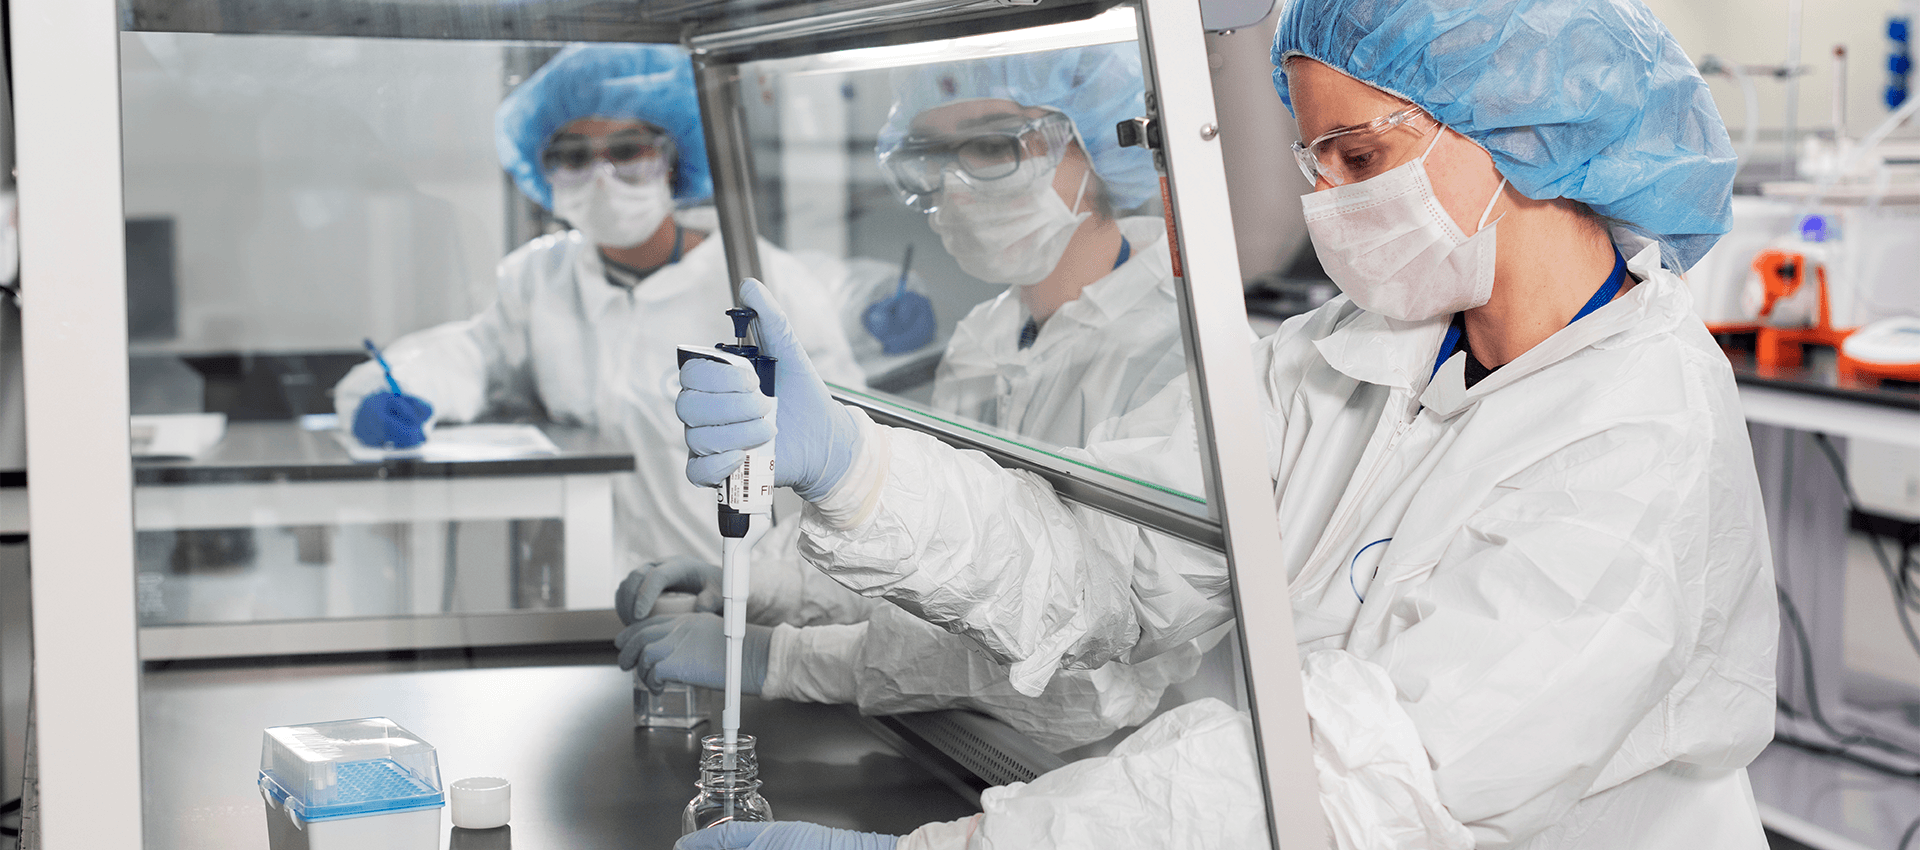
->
<box><xmin>258</xmin><ymin>717</ymin><xmax>444</xmax><ymax>850</ymax></box>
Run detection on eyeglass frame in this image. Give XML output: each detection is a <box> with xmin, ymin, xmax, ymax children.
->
<box><xmin>1291</xmin><ymin>105</ymin><xmax>1438</xmax><ymax>187</ymax></box>
<box><xmin>541</xmin><ymin>125</ymin><xmax>676</xmax><ymax>189</ymax></box>
<box><xmin>878</xmin><ymin>105</ymin><xmax>1079</xmax><ymax>212</ymax></box>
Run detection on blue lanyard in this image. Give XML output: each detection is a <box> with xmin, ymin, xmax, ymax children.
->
<box><xmin>1430</xmin><ymin>247</ymin><xmax>1627</xmax><ymax>379</ymax></box>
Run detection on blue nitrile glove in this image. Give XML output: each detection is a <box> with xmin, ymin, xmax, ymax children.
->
<box><xmin>616</xmin><ymin>612</ymin><xmax>771</xmax><ymax>695</ymax></box>
<box><xmin>615</xmin><ymin>556</ymin><xmax>723</xmax><ymax>625</ymax></box>
<box><xmin>862</xmin><ymin>288</ymin><xmax>935</xmax><ymax>356</ymax></box>
<box><xmin>674</xmin><ymin>821</ymin><xmax>901</xmax><ymax>850</ymax></box>
<box><xmin>678</xmin><ymin>278</ymin><xmax>861</xmax><ymax>503</ymax></box>
<box><xmin>351</xmin><ymin>392</ymin><xmax>433</xmax><ymax>449</ymax></box>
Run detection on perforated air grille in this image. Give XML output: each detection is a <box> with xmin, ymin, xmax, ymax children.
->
<box><xmin>911</xmin><ymin>714</ymin><xmax>1040</xmax><ymax>787</ymax></box>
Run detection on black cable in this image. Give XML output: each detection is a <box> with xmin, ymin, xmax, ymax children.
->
<box><xmin>1775</xmin><ymin>587</ymin><xmax>1920</xmax><ymax>759</ymax></box>
<box><xmin>1771</xmin><ymin>731</ymin><xmax>1920</xmax><ymax>780</ymax></box>
<box><xmin>1808</xmin><ymin>432</ymin><xmax>1920</xmax><ymax>659</ymax></box>
<box><xmin>1902</xmin><ymin>541</ymin><xmax>1920</xmax><ymax>612</ymax></box>
<box><xmin>1768</xmin><ymin>430</ymin><xmax>1920</xmax><ymax>766</ymax></box>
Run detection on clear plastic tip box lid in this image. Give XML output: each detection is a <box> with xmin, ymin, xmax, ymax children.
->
<box><xmin>258</xmin><ymin>717</ymin><xmax>445</xmax><ymax>822</ymax></box>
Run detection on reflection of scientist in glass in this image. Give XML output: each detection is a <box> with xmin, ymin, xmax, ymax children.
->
<box><xmin>883</xmin><ymin>45</ymin><xmax>1186</xmax><ymax>449</ymax></box>
<box><xmin>675</xmin><ymin>0</ymin><xmax>1777</xmax><ymax>845</ymax></box>
<box><xmin>616</xmin><ymin>45</ymin><xmax>1211</xmax><ymax>754</ymax></box>
<box><xmin>330</xmin><ymin>44</ymin><xmax>860</xmax><ymax>571</ymax></box>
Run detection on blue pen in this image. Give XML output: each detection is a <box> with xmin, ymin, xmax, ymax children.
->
<box><xmin>362</xmin><ymin>338</ymin><xmax>404</xmax><ymax>395</ymax></box>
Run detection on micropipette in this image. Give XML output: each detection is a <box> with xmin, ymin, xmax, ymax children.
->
<box><xmin>676</xmin><ymin>305</ymin><xmax>777</xmax><ymax>808</ymax></box>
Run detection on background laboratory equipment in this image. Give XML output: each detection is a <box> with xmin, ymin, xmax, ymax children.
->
<box><xmin>258</xmin><ymin>717</ymin><xmax>444</xmax><ymax>850</ymax></box>
<box><xmin>1644</xmin><ymin>3</ymin><xmax>1920</xmax><ymax>846</ymax></box>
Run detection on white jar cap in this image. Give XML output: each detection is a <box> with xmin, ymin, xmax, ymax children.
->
<box><xmin>450</xmin><ymin>776</ymin><xmax>510</xmax><ymax>830</ymax></box>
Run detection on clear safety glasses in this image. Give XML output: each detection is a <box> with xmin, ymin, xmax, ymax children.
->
<box><xmin>541</xmin><ymin>127</ymin><xmax>675</xmax><ymax>188</ymax></box>
<box><xmin>1292</xmin><ymin>106</ymin><xmax>1437</xmax><ymax>187</ymax></box>
<box><xmin>878</xmin><ymin>108</ymin><xmax>1077</xmax><ymax>211</ymax></box>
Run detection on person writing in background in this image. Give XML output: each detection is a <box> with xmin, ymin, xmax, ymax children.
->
<box><xmin>333</xmin><ymin>44</ymin><xmax>861</xmax><ymax>574</ymax></box>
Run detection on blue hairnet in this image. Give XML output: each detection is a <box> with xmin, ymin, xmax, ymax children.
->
<box><xmin>1271</xmin><ymin>0</ymin><xmax>1736</xmax><ymax>269</ymax></box>
<box><xmin>877</xmin><ymin>43</ymin><xmax>1160</xmax><ymax>211</ymax></box>
<box><xmin>496</xmin><ymin>44</ymin><xmax>711</xmax><ymax>209</ymax></box>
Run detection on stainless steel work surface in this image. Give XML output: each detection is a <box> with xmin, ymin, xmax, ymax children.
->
<box><xmin>141</xmin><ymin>647</ymin><xmax>979</xmax><ymax>849</ymax></box>
<box><xmin>136</xmin><ymin>421</ymin><xmax>635</xmax><ymax>485</ymax></box>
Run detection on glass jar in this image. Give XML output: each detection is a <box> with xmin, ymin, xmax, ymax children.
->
<box><xmin>633</xmin><ymin>592</ymin><xmax>713</xmax><ymax>729</ymax></box>
<box><xmin>681</xmin><ymin>734</ymin><xmax>773</xmax><ymax>834</ymax></box>
<box><xmin>635</xmin><ymin>668</ymin><xmax>713</xmax><ymax>729</ymax></box>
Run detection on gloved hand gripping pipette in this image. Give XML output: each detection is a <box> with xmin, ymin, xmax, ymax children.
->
<box><xmin>675</xmin><ymin>306</ymin><xmax>777</xmax><ymax>788</ymax></box>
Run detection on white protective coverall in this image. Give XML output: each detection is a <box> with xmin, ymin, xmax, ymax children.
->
<box><xmin>333</xmin><ymin>226</ymin><xmax>862</xmax><ymax>571</ymax></box>
<box><xmin>928</xmin><ymin>216</ymin><xmax>1190</xmax><ymax>452</ymax></box>
<box><xmin>806</xmin><ymin>234</ymin><xmax>1778</xmax><ymax>849</ymax></box>
<box><xmin>753</xmin><ymin>217</ymin><xmax>1212</xmax><ymax>751</ymax></box>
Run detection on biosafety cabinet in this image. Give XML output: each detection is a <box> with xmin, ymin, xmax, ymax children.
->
<box><xmin>14</xmin><ymin>0</ymin><xmax>1326</xmax><ymax>845</ymax></box>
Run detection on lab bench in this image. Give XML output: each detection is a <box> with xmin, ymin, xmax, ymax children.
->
<box><xmin>1729</xmin><ymin>352</ymin><xmax>1920</xmax><ymax>451</ymax></box>
<box><xmin>141</xmin><ymin>645</ymin><xmax>979</xmax><ymax>850</ymax></box>
<box><xmin>131</xmin><ymin>421</ymin><xmax>636</xmax><ymax>659</ymax></box>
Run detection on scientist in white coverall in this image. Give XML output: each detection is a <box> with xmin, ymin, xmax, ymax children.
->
<box><xmin>331</xmin><ymin>44</ymin><xmax>860</xmax><ymax>572</ymax></box>
<box><xmin>617</xmin><ymin>44</ymin><xmax>1212</xmax><ymax>751</ymax></box>
<box><xmin>675</xmin><ymin>0</ymin><xmax>1779</xmax><ymax>847</ymax></box>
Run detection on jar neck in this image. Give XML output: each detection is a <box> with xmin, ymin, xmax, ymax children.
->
<box><xmin>697</xmin><ymin>762</ymin><xmax>759</xmax><ymax>784</ymax></box>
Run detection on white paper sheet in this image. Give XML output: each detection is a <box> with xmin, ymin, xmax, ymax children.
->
<box><xmin>332</xmin><ymin>423</ymin><xmax>560</xmax><ymax>463</ymax></box>
<box><xmin>130</xmin><ymin>413</ymin><xmax>228</xmax><ymax>459</ymax></box>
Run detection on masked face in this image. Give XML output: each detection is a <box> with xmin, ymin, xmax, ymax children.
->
<box><xmin>1301</xmin><ymin>129</ymin><xmax>1507</xmax><ymax>322</ymax></box>
<box><xmin>552</xmin><ymin>164</ymin><xmax>674</xmax><ymax>250</ymax></box>
<box><xmin>928</xmin><ymin>158</ymin><xmax>1091</xmax><ymax>286</ymax></box>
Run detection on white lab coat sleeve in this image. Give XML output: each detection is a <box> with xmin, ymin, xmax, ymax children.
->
<box><xmin>897</xmin><ymin>816</ymin><xmax>981</xmax><ymax>850</ymax></box>
<box><xmin>330</xmin><ymin>247</ymin><xmax>541</xmax><ymax>424</ymax></box>
<box><xmin>799</xmin><ymin>416</ymin><xmax>1140</xmax><ymax>698</ymax></box>
<box><xmin>761</xmin><ymin>621</ymin><xmax>864</xmax><ymax>704</ymax></box>
<box><xmin>764</xmin><ymin>606</ymin><xmax>1196</xmax><ymax>751</ymax></box>
<box><xmin>744</xmin><ymin>515</ymin><xmax>878</xmax><ymax>627</ymax></box>
<box><xmin>893</xmin><ymin>698</ymin><xmax>1267</xmax><ymax>850</ymax></box>
<box><xmin>864</xmin><ymin>605</ymin><xmax>1198</xmax><ymax>751</ymax></box>
<box><xmin>1331</xmin><ymin>414</ymin><xmax>1729</xmax><ymax>849</ymax></box>
<box><xmin>798</xmin><ymin>366</ymin><xmax>1237</xmax><ymax>697</ymax></box>
<box><xmin>1301</xmin><ymin>651</ymin><xmax>1475</xmax><ymax>850</ymax></box>
<box><xmin>758</xmin><ymin>241</ymin><xmax>867</xmax><ymax>390</ymax></box>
